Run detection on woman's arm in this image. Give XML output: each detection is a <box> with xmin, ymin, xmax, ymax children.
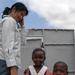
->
<box><xmin>19</xmin><ymin>18</ymin><xmax>29</xmax><ymax>46</ymax></box>
<box><xmin>10</xmin><ymin>66</ymin><xmax>18</xmax><ymax>75</ymax></box>
<box><xmin>2</xmin><ymin>18</ymin><xmax>16</xmax><ymax>67</ymax></box>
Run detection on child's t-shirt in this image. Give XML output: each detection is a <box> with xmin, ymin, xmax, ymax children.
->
<box><xmin>24</xmin><ymin>65</ymin><xmax>50</xmax><ymax>75</ymax></box>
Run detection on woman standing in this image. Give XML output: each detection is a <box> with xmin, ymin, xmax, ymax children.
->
<box><xmin>0</xmin><ymin>2</ymin><xmax>28</xmax><ymax>75</ymax></box>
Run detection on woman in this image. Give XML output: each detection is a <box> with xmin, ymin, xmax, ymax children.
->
<box><xmin>0</xmin><ymin>2</ymin><xmax>28</xmax><ymax>75</ymax></box>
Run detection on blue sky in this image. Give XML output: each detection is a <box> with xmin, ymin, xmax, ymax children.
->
<box><xmin>0</xmin><ymin>0</ymin><xmax>75</xmax><ymax>29</ymax></box>
<box><xmin>0</xmin><ymin>0</ymin><xmax>50</xmax><ymax>29</ymax></box>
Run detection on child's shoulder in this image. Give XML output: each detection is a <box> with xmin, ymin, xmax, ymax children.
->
<box><xmin>43</xmin><ymin>65</ymin><xmax>50</xmax><ymax>70</ymax></box>
<box><xmin>43</xmin><ymin>65</ymin><xmax>50</xmax><ymax>75</ymax></box>
<box><xmin>43</xmin><ymin>65</ymin><xmax>47</xmax><ymax>67</ymax></box>
<box><xmin>24</xmin><ymin>66</ymin><xmax>31</xmax><ymax>75</ymax></box>
<box><xmin>42</xmin><ymin>65</ymin><xmax>48</xmax><ymax>70</ymax></box>
<box><xmin>28</xmin><ymin>65</ymin><xmax>33</xmax><ymax>67</ymax></box>
<box><xmin>24</xmin><ymin>65</ymin><xmax>34</xmax><ymax>75</ymax></box>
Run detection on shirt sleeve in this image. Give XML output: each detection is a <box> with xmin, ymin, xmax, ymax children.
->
<box><xmin>45</xmin><ymin>68</ymin><xmax>50</xmax><ymax>75</ymax></box>
<box><xmin>2</xmin><ymin>18</ymin><xmax>16</xmax><ymax>67</ymax></box>
<box><xmin>20</xmin><ymin>27</ymin><xmax>29</xmax><ymax>46</ymax></box>
<box><xmin>24</xmin><ymin>67</ymin><xmax>31</xmax><ymax>75</ymax></box>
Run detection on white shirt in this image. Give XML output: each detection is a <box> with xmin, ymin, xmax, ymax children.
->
<box><xmin>28</xmin><ymin>65</ymin><xmax>48</xmax><ymax>75</ymax></box>
<box><xmin>0</xmin><ymin>15</ymin><xmax>27</xmax><ymax>68</ymax></box>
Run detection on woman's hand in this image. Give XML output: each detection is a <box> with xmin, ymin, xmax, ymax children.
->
<box><xmin>10</xmin><ymin>66</ymin><xmax>18</xmax><ymax>75</ymax></box>
<box><xmin>19</xmin><ymin>18</ymin><xmax>24</xmax><ymax>28</ymax></box>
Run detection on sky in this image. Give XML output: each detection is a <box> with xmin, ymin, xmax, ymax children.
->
<box><xmin>0</xmin><ymin>0</ymin><xmax>75</xmax><ymax>29</ymax></box>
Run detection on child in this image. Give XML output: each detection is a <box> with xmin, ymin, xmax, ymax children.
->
<box><xmin>53</xmin><ymin>61</ymin><xmax>68</xmax><ymax>75</ymax></box>
<box><xmin>24</xmin><ymin>48</ymin><xmax>50</xmax><ymax>75</ymax></box>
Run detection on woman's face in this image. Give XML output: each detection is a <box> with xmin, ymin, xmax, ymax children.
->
<box><xmin>13</xmin><ymin>10</ymin><xmax>26</xmax><ymax>22</ymax></box>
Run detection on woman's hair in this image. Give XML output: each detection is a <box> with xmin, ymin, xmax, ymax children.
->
<box><xmin>11</xmin><ymin>2</ymin><xmax>28</xmax><ymax>15</ymax></box>
<box><xmin>3</xmin><ymin>7</ymin><xmax>10</xmax><ymax>15</ymax></box>
<box><xmin>2</xmin><ymin>2</ymin><xmax>28</xmax><ymax>18</ymax></box>
<box><xmin>2</xmin><ymin>7</ymin><xmax>10</xmax><ymax>18</ymax></box>
<box><xmin>32</xmin><ymin>48</ymin><xmax>46</xmax><ymax>57</ymax></box>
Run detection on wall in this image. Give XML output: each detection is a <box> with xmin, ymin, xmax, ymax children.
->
<box><xmin>18</xmin><ymin>29</ymin><xmax>75</xmax><ymax>75</ymax></box>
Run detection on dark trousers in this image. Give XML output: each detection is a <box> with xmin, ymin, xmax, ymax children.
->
<box><xmin>0</xmin><ymin>59</ymin><xmax>10</xmax><ymax>75</ymax></box>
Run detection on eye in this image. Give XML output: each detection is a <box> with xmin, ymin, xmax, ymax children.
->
<box><xmin>53</xmin><ymin>69</ymin><xmax>58</xmax><ymax>72</ymax></box>
<box><xmin>40</xmin><ymin>56</ymin><xmax>43</xmax><ymax>59</ymax></box>
<box><xmin>33</xmin><ymin>56</ymin><xmax>38</xmax><ymax>59</ymax></box>
<box><xmin>60</xmin><ymin>69</ymin><xmax>65</xmax><ymax>73</ymax></box>
<box><xmin>53</xmin><ymin>69</ymin><xmax>65</xmax><ymax>73</ymax></box>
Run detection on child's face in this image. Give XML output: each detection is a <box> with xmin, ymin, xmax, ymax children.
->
<box><xmin>53</xmin><ymin>64</ymin><xmax>68</xmax><ymax>75</ymax></box>
<box><xmin>32</xmin><ymin>51</ymin><xmax>45</xmax><ymax>66</ymax></box>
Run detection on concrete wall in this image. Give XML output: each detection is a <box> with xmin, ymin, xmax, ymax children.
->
<box><xmin>18</xmin><ymin>29</ymin><xmax>75</xmax><ymax>75</ymax></box>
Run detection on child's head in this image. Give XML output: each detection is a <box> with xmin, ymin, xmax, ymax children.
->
<box><xmin>53</xmin><ymin>61</ymin><xmax>68</xmax><ymax>75</ymax></box>
<box><xmin>32</xmin><ymin>48</ymin><xmax>46</xmax><ymax>66</ymax></box>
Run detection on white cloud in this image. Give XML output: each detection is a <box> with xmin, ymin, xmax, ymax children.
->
<box><xmin>17</xmin><ymin>0</ymin><xmax>75</xmax><ymax>29</ymax></box>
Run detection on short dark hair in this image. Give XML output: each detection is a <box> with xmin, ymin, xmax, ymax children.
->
<box><xmin>32</xmin><ymin>48</ymin><xmax>46</xmax><ymax>57</ymax></box>
<box><xmin>53</xmin><ymin>61</ymin><xmax>68</xmax><ymax>71</ymax></box>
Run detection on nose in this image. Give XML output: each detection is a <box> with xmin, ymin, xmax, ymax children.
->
<box><xmin>37</xmin><ymin>58</ymin><xmax>40</xmax><ymax>61</ymax></box>
<box><xmin>56</xmin><ymin>71</ymin><xmax>61</xmax><ymax>75</ymax></box>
